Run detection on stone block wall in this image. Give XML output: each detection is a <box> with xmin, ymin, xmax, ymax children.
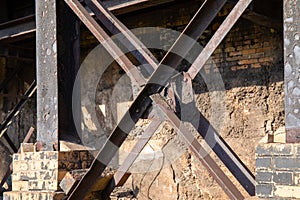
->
<box><xmin>4</xmin><ymin>145</ymin><xmax>96</xmax><ymax>200</ymax></box>
<box><xmin>256</xmin><ymin>143</ymin><xmax>300</xmax><ymax>199</ymax></box>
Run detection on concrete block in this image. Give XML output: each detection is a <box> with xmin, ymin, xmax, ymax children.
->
<box><xmin>256</xmin><ymin>171</ymin><xmax>273</xmax><ymax>183</ymax></box>
<box><xmin>12</xmin><ymin>181</ymin><xmax>29</xmax><ymax>191</ymax></box>
<box><xmin>256</xmin><ymin>144</ymin><xmax>274</xmax><ymax>156</ymax></box>
<box><xmin>273</xmin><ymin>172</ymin><xmax>293</xmax><ymax>185</ymax></box>
<box><xmin>273</xmin><ymin>144</ymin><xmax>293</xmax><ymax>156</ymax></box>
<box><xmin>274</xmin><ymin>157</ymin><xmax>300</xmax><ymax>170</ymax></box>
<box><xmin>256</xmin><ymin>143</ymin><xmax>294</xmax><ymax>156</ymax></box>
<box><xmin>256</xmin><ymin>157</ymin><xmax>272</xmax><ymax>169</ymax></box>
<box><xmin>256</xmin><ymin>183</ymin><xmax>274</xmax><ymax>198</ymax></box>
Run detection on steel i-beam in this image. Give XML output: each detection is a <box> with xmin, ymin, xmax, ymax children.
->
<box><xmin>101</xmin><ymin>118</ymin><xmax>162</xmax><ymax>199</ymax></box>
<box><xmin>85</xmin><ymin>0</ymin><xmax>255</xmax><ymax>195</ymax></box>
<box><xmin>66</xmin><ymin>0</ymin><xmax>253</xmax><ymax>199</ymax></box>
<box><xmin>66</xmin><ymin>0</ymin><xmax>225</xmax><ymax>198</ymax></box>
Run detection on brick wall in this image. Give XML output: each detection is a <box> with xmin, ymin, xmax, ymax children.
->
<box><xmin>256</xmin><ymin>143</ymin><xmax>300</xmax><ymax>199</ymax></box>
<box><xmin>4</xmin><ymin>147</ymin><xmax>96</xmax><ymax>200</ymax></box>
<box><xmin>202</xmin><ymin>19</ymin><xmax>282</xmax><ymax>88</ymax></box>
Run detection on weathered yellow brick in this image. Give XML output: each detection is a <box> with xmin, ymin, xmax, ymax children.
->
<box><xmin>28</xmin><ymin>180</ymin><xmax>58</xmax><ymax>191</ymax></box>
<box><xmin>21</xmin><ymin>152</ymin><xmax>36</xmax><ymax>161</ymax></box>
<box><xmin>13</xmin><ymin>153</ymin><xmax>20</xmax><ymax>161</ymax></box>
<box><xmin>48</xmin><ymin>159</ymin><xmax>58</xmax><ymax>170</ymax></box>
<box><xmin>13</xmin><ymin>161</ymin><xmax>29</xmax><ymax>172</ymax></box>
<box><xmin>12</xmin><ymin>181</ymin><xmax>29</xmax><ymax>191</ymax></box>
<box><xmin>28</xmin><ymin>160</ymin><xmax>41</xmax><ymax>171</ymax></box>
<box><xmin>3</xmin><ymin>191</ymin><xmax>66</xmax><ymax>200</ymax></box>
<box><xmin>39</xmin><ymin>170</ymin><xmax>55</xmax><ymax>180</ymax></box>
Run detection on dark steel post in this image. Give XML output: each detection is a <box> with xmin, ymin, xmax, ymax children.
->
<box><xmin>284</xmin><ymin>0</ymin><xmax>300</xmax><ymax>143</ymax></box>
<box><xmin>36</xmin><ymin>0</ymin><xmax>59</xmax><ymax>150</ymax></box>
<box><xmin>36</xmin><ymin>0</ymin><xmax>81</xmax><ymax>150</ymax></box>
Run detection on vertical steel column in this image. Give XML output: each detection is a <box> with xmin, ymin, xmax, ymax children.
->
<box><xmin>36</xmin><ymin>0</ymin><xmax>80</xmax><ymax>150</ymax></box>
<box><xmin>36</xmin><ymin>0</ymin><xmax>59</xmax><ymax>150</ymax></box>
<box><xmin>284</xmin><ymin>0</ymin><xmax>300</xmax><ymax>143</ymax></box>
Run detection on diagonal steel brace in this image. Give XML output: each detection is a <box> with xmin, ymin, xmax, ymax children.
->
<box><xmin>65</xmin><ymin>0</ymin><xmax>254</xmax><ymax>199</ymax></box>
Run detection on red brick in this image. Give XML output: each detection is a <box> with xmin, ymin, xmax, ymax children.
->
<box><xmin>236</xmin><ymin>65</ymin><xmax>248</xmax><ymax>70</ymax></box>
<box><xmin>242</xmin><ymin>49</ymin><xmax>256</xmax><ymax>55</ymax></box>
<box><xmin>256</xmin><ymin>47</ymin><xmax>272</xmax><ymax>53</ymax></box>
<box><xmin>229</xmin><ymin>51</ymin><xmax>242</xmax><ymax>56</ymax></box>
<box><xmin>238</xmin><ymin>59</ymin><xmax>258</xmax><ymax>65</ymax></box>
<box><xmin>237</xmin><ymin>45</ymin><xmax>250</xmax><ymax>51</ymax></box>
<box><xmin>225</xmin><ymin>47</ymin><xmax>235</xmax><ymax>52</ymax></box>
<box><xmin>259</xmin><ymin>57</ymin><xmax>274</xmax><ymax>62</ymax></box>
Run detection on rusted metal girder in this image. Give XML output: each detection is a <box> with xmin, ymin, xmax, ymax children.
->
<box><xmin>101</xmin><ymin>118</ymin><xmax>162</xmax><ymax>199</ymax></box>
<box><xmin>152</xmin><ymin>95</ymin><xmax>244</xmax><ymax>200</ymax></box>
<box><xmin>0</xmin><ymin>1</ymin><xmax>175</xmax><ymax>42</ymax></box>
<box><xmin>66</xmin><ymin>0</ymin><xmax>226</xmax><ymax>199</ymax></box>
<box><xmin>89</xmin><ymin>0</ymin><xmax>255</xmax><ymax>196</ymax></box>
<box><xmin>66</xmin><ymin>0</ymin><xmax>254</xmax><ymax>199</ymax></box>
<box><xmin>64</xmin><ymin>0</ymin><xmax>146</xmax><ymax>86</ymax></box>
<box><xmin>188</xmin><ymin>0</ymin><xmax>254</xmax><ymax>79</ymax></box>
<box><xmin>85</xmin><ymin>0</ymin><xmax>159</xmax><ymax>77</ymax></box>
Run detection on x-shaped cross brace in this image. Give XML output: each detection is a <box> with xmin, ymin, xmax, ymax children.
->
<box><xmin>64</xmin><ymin>0</ymin><xmax>255</xmax><ymax>199</ymax></box>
